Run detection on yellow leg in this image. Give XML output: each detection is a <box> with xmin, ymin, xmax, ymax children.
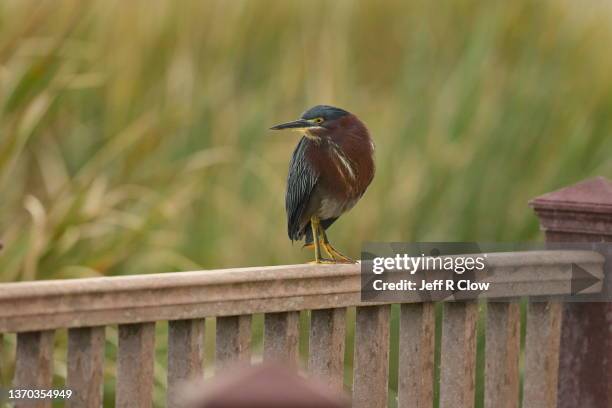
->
<box><xmin>312</xmin><ymin>217</ymin><xmax>322</xmax><ymax>262</ymax></box>
<box><xmin>309</xmin><ymin>217</ymin><xmax>335</xmax><ymax>264</ymax></box>
<box><xmin>319</xmin><ymin>229</ymin><xmax>337</xmax><ymax>260</ymax></box>
<box><xmin>319</xmin><ymin>224</ymin><xmax>356</xmax><ymax>263</ymax></box>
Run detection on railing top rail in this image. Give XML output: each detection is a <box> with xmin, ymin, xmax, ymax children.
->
<box><xmin>0</xmin><ymin>250</ymin><xmax>601</xmax><ymax>297</ymax></box>
<box><xmin>0</xmin><ymin>250</ymin><xmax>604</xmax><ymax>333</ymax></box>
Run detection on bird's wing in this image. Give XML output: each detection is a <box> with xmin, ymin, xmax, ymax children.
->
<box><xmin>286</xmin><ymin>137</ymin><xmax>319</xmax><ymax>241</ymax></box>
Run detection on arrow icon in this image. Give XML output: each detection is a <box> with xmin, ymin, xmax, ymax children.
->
<box><xmin>571</xmin><ymin>263</ymin><xmax>601</xmax><ymax>296</ymax></box>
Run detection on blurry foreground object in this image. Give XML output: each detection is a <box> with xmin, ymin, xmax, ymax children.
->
<box><xmin>271</xmin><ymin>105</ymin><xmax>375</xmax><ymax>264</ymax></box>
<box><xmin>182</xmin><ymin>363</ymin><xmax>350</xmax><ymax>408</ymax></box>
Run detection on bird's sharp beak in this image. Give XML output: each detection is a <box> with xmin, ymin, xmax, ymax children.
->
<box><xmin>270</xmin><ymin>119</ymin><xmax>314</xmax><ymax>131</ymax></box>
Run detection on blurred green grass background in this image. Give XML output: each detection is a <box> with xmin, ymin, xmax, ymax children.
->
<box><xmin>1</xmin><ymin>0</ymin><xmax>612</xmax><ymax>406</ymax></box>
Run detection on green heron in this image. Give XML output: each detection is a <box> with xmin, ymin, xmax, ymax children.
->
<box><xmin>271</xmin><ymin>105</ymin><xmax>375</xmax><ymax>264</ymax></box>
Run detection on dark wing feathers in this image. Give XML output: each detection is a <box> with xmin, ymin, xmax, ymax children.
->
<box><xmin>286</xmin><ymin>137</ymin><xmax>318</xmax><ymax>241</ymax></box>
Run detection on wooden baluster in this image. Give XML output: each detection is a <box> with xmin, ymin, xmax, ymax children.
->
<box><xmin>167</xmin><ymin>319</ymin><xmax>205</xmax><ymax>408</ymax></box>
<box><xmin>352</xmin><ymin>305</ymin><xmax>390</xmax><ymax>408</ymax></box>
<box><xmin>0</xmin><ymin>333</ymin><xmax>5</xmax><ymax>384</ymax></box>
<box><xmin>13</xmin><ymin>330</ymin><xmax>54</xmax><ymax>408</ymax></box>
<box><xmin>439</xmin><ymin>302</ymin><xmax>478</xmax><ymax>408</ymax></box>
<box><xmin>216</xmin><ymin>315</ymin><xmax>251</xmax><ymax>371</ymax></box>
<box><xmin>263</xmin><ymin>312</ymin><xmax>299</xmax><ymax>365</ymax></box>
<box><xmin>116</xmin><ymin>323</ymin><xmax>156</xmax><ymax>408</ymax></box>
<box><xmin>485</xmin><ymin>303</ymin><xmax>520</xmax><ymax>408</ymax></box>
<box><xmin>66</xmin><ymin>327</ymin><xmax>105</xmax><ymax>408</ymax></box>
<box><xmin>308</xmin><ymin>308</ymin><xmax>346</xmax><ymax>390</ymax></box>
<box><xmin>398</xmin><ymin>303</ymin><xmax>435</xmax><ymax>408</ymax></box>
<box><xmin>522</xmin><ymin>302</ymin><xmax>562</xmax><ymax>408</ymax></box>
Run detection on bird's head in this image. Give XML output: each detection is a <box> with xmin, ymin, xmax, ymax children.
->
<box><xmin>270</xmin><ymin>105</ymin><xmax>364</xmax><ymax>141</ymax></box>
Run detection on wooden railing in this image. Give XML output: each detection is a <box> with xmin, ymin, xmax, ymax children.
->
<box><xmin>0</xmin><ymin>250</ymin><xmax>605</xmax><ymax>408</ymax></box>
<box><xmin>0</xmin><ymin>177</ymin><xmax>610</xmax><ymax>408</ymax></box>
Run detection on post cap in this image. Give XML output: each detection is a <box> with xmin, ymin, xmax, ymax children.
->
<box><xmin>529</xmin><ymin>176</ymin><xmax>612</xmax><ymax>213</ymax></box>
<box><xmin>529</xmin><ymin>176</ymin><xmax>612</xmax><ymax>238</ymax></box>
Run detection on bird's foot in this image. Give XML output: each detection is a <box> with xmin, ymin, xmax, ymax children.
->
<box><xmin>323</xmin><ymin>243</ymin><xmax>357</xmax><ymax>263</ymax></box>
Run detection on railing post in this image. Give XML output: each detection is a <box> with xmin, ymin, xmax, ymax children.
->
<box><xmin>529</xmin><ymin>176</ymin><xmax>612</xmax><ymax>408</ymax></box>
<box><xmin>216</xmin><ymin>315</ymin><xmax>251</xmax><ymax>370</ymax></box>
<box><xmin>398</xmin><ymin>303</ymin><xmax>435</xmax><ymax>408</ymax></box>
<box><xmin>263</xmin><ymin>312</ymin><xmax>300</xmax><ymax>365</ymax></box>
<box><xmin>66</xmin><ymin>326</ymin><xmax>105</xmax><ymax>408</ymax></box>
<box><xmin>309</xmin><ymin>308</ymin><xmax>346</xmax><ymax>390</ymax></box>
<box><xmin>13</xmin><ymin>331</ymin><xmax>55</xmax><ymax>408</ymax></box>
<box><xmin>439</xmin><ymin>302</ymin><xmax>478</xmax><ymax>408</ymax></box>
<box><xmin>167</xmin><ymin>319</ymin><xmax>205</xmax><ymax>408</ymax></box>
<box><xmin>352</xmin><ymin>305</ymin><xmax>390</xmax><ymax>408</ymax></box>
<box><xmin>116</xmin><ymin>323</ymin><xmax>156</xmax><ymax>408</ymax></box>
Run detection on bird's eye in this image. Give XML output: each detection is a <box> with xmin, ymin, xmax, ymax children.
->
<box><xmin>313</xmin><ymin>117</ymin><xmax>324</xmax><ymax>124</ymax></box>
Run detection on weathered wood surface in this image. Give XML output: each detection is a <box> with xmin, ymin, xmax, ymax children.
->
<box><xmin>263</xmin><ymin>311</ymin><xmax>299</xmax><ymax>364</ymax></box>
<box><xmin>167</xmin><ymin>319</ymin><xmax>205</xmax><ymax>408</ymax></box>
<box><xmin>0</xmin><ymin>333</ymin><xmax>7</xmax><ymax>386</ymax></box>
<box><xmin>216</xmin><ymin>315</ymin><xmax>251</xmax><ymax>370</ymax></box>
<box><xmin>485</xmin><ymin>303</ymin><xmax>520</xmax><ymax>408</ymax></box>
<box><xmin>352</xmin><ymin>305</ymin><xmax>390</xmax><ymax>408</ymax></box>
<box><xmin>398</xmin><ymin>302</ymin><xmax>435</xmax><ymax>408</ymax></box>
<box><xmin>530</xmin><ymin>176</ymin><xmax>612</xmax><ymax>408</ymax></box>
<box><xmin>522</xmin><ymin>302</ymin><xmax>562</xmax><ymax>408</ymax></box>
<box><xmin>557</xmin><ymin>302</ymin><xmax>612</xmax><ymax>408</ymax></box>
<box><xmin>308</xmin><ymin>308</ymin><xmax>346</xmax><ymax>390</ymax></box>
<box><xmin>0</xmin><ymin>333</ymin><xmax>4</xmax><ymax>384</ymax></box>
<box><xmin>116</xmin><ymin>323</ymin><xmax>156</xmax><ymax>408</ymax></box>
<box><xmin>13</xmin><ymin>330</ymin><xmax>54</xmax><ymax>408</ymax></box>
<box><xmin>66</xmin><ymin>326</ymin><xmax>105</xmax><ymax>408</ymax></box>
<box><xmin>0</xmin><ymin>251</ymin><xmax>603</xmax><ymax>332</ymax></box>
<box><xmin>439</xmin><ymin>302</ymin><xmax>478</xmax><ymax>408</ymax></box>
